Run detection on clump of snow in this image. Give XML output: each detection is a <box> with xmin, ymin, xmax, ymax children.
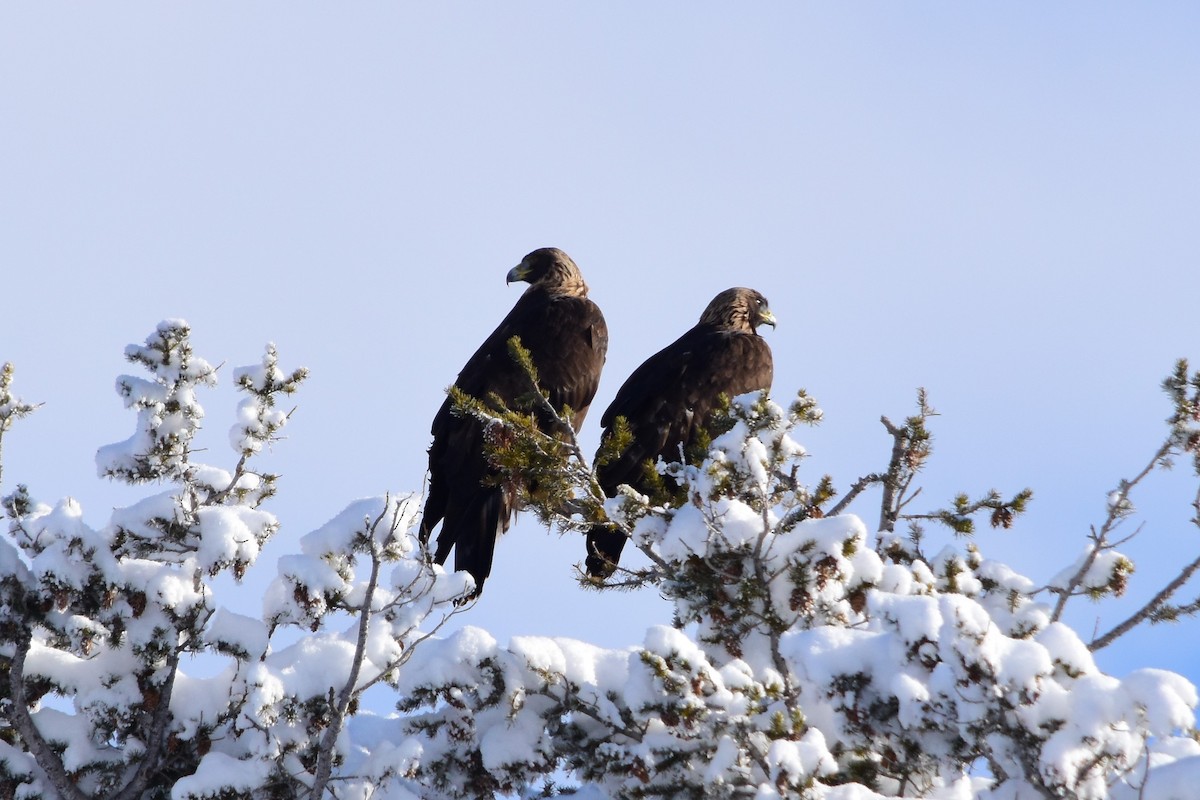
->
<box><xmin>195</xmin><ymin>505</ymin><xmax>275</xmax><ymax>573</ymax></box>
<box><xmin>206</xmin><ymin>608</ymin><xmax>268</xmax><ymax>659</ymax></box>
<box><xmin>395</xmin><ymin>626</ymin><xmax>500</xmax><ymax>696</ymax></box>
<box><xmin>766</xmin><ymin>729</ymin><xmax>836</xmax><ymax>786</ymax></box>
<box><xmin>173</xmin><ymin>752</ymin><xmax>272</xmax><ymax>799</ymax></box>
<box><xmin>1049</xmin><ymin>543</ymin><xmax>1135</xmax><ymax>596</ymax></box>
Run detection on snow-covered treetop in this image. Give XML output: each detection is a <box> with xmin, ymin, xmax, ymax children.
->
<box><xmin>3</xmin><ymin>323</ymin><xmax>1200</xmax><ymax>799</ymax></box>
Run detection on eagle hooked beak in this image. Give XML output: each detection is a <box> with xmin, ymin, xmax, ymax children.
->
<box><xmin>506</xmin><ymin>261</ymin><xmax>532</xmax><ymax>285</ymax></box>
<box><xmin>758</xmin><ymin>308</ymin><xmax>777</xmax><ymax>329</ymax></box>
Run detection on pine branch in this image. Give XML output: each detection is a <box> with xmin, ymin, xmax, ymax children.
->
<box><xmin>878</xmin><ymin>391</ymin><xmax>935</xmax><ymax>537</ymax></box>
<box><xmin>1089</xmin><ymin>483</ymin><xmax>1200</xmax><ymax>650</ymax></box>
<box><xmin>0</xmin><ymin>362</ymin><xmax>41</xmax><ymax>491</ymax></box>
<box><xmin>878</xmin><ymin>415</ymin><xmax>911</xmax><ymax>535</ymax></box>
<box><xmin>451</xmin><ymin>335</ymin><xmax>637</xmax><ymax>551</ymax></box>
<box><xmin>901</xmin><ymin>488</ymin><xmax>1033</xmax><ymax>536</ymax></box>
<box><xmin>827</xmin><ymin>472</ymin><xmax>885</xmax><ymax>518</ymax></box>
<box><xmin>533</xmin><ymin>680</ymin><xmax>646</xmax><ymax>745</ymax></box>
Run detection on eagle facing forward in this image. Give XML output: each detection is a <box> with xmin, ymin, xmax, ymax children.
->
<box><xmin>586</xmin><ymin>287</ymin><xmax>774</xmax><ymax>580</ymax></box>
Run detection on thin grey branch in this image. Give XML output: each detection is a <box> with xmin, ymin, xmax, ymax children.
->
<box><xmin>1091</xmin><ymin>551</ymin><xmax>1200</xmax><ymax>651</ymax></box>
<box><xmin>1050</xmin><ymin>437</ymin><xmax>1175</xmax><ymax>623</ymax></box>
<box><xmin>111</xmin><ymin>651</ymin><xmax>182</xmax><ymax>800</ymax></box>
<box><xmin>309</xmin><ymin>504</ymin><xmax>389</xmax><ymax>797</ymax></box>
<box><xmin>7</xmin><ymin>637</ymin><xmax>90</xmax><ymax>800</ymax></box>
<box><xmin>827</xmin><ymin>472</ymin><xmax>884</xmax><ymax>518</ymax></box>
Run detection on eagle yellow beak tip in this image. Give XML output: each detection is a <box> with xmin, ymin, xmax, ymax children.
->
<box><xmin>506</xmin><ymin>265</ymin><xmax>526</xmax><ymax>285</ymax></box>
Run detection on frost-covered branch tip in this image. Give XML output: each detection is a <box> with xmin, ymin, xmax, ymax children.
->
<box><xmin>0</xmin><ymin>361</ymin><xmax>40</xmax><ymax>433</ymax></box>
<box><xmin>213</xmin><ymin>343</ymin><xmax>309</xmax><ymax>509</ymax></box>
<box><xmin>229</xmin><ymin>342</ymin><xmax>309</xmax><ymax>458</ymax></box>
<box><xmin>0</xmin><ymin>361</ymin><xmax>41</xmax><ymax>489</ymax></box>
<box><xmin>96</xmin><ymin>320</ymin><xmax>218</xmax><ymax>484</ymax></box>
<box><xmin>255</xmin><ymin>494</ymin><xmax>475</xmax><ymax>797</ymax></box>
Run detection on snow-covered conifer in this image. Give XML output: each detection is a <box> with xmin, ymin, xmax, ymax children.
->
<box><xmin>4</xmin><ymin>326</ymin><xmax>1200</xmax><ymax>799</ymax></box>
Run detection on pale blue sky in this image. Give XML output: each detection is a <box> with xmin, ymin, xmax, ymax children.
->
<box><xmin>3</xmin><ymin>5</ymin><xmax>1199</xmax><ymax>685</ymax></box>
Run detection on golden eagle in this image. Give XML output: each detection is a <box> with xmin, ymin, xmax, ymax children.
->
<box><xmin>586</xmin><ymin>287</ymin><xmax>775</xmax><ymax>580</ymax></box>
<box><xmin>421</xmin><ymin>247</ymin><xmax>607</xmax><ymax>598</ymax></box>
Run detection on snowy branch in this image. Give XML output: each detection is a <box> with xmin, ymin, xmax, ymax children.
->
<box><xmin>0</xmin><ymin>362</ymin><xmax>40</xmax><ymax>490</ymax></box>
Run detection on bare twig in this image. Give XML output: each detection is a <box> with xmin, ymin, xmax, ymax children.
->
<box><xmin>1049</xmin><ymin>437</ymin><xmax>1175</xmax><ymax>623</ymax></box>
<box><xmin>827</xmin><ymin>472</ymin><xmax>885</xmax><ymax>518</ymax></box>
<box><xmin>1090</xmin><ymin>551</ymin><xmax>1200</xmax><ymax>651</ymax></box>
<box><xmin>753</xmin><ymin>501</ymin><xmax>798</xmax><ymax>704</ymax></box>
<box><xmin>309</xmin><ymin>503</ymin><xmax>390</xmax><ymax>797</ymax></box>
<box><xmin>878</xmin><ymin>415</ymin><xmax>908</xmax><ymax>535</ymax></box>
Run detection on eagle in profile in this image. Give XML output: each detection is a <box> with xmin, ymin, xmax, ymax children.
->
<box><xmin>421</xmin><ymin>247</ymin><xmax>607</xmax><ymax>599</ymax></box>
<box><xmin>586</xmin><ymin>287</ymin><xmax>775</xmax><ymax>580</ymax></box>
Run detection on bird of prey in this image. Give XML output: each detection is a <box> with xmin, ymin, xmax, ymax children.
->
<box><xmin>421</xmin><ymin>247</ymin><xmax>607</xmax><ymax>599</ymax></box>
<box><xmin>586</xmin><ymin>287</ymin><xmax>774</xmax><ymax>580</ymax></box>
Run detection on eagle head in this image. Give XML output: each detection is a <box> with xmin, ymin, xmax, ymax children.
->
<box><xmin>507</xmin><ymin>247</ymin><xmax>588</xmax><ymax>296</ymax></box>
<box><xmin>700</xmin><ymin>287</ymin><xmax>776</xmax><ymax>333</ymax></box>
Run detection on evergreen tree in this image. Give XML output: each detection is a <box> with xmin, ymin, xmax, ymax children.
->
<box><xmin>3</xmin><ymin>322</ymin><xmax>1200</xmax><ymax>799</ymax></box>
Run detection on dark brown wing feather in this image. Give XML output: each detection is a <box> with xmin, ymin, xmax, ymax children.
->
<box><xmin>587</xmin><ymin>325</ymin><xmax>771</xmax><ymax>577</ymax></box>
<box><xmin>422</xmin><ymin>287</ymin><xmax>607</xmax><ymax>596</ymax></box>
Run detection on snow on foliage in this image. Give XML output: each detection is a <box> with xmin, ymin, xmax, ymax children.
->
<box><xmin>390</xmin><ymin>394</ymin><xmax>1200</xmax><ymax>799</ymax></box>
<box><xmin>2</xmin><ymin>323</ymin><xmax>1200</xmax><ymax>799</ymax></box>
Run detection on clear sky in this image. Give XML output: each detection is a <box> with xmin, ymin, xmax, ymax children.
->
<box><xmin>2</xmin><ymin>4</ymin><xmax>1199</xmax><ymax>690</ymax></box>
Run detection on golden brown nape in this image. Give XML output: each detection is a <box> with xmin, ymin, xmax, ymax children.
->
<box><xmin>698</xmin><ymin>287</ymin><xmax>778</xmax><ymax>333</ymax></box>
<box><xmin>506</xmin><ymin>247</ymin><xmax>590</xmax><ymax>297</ymax></box>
